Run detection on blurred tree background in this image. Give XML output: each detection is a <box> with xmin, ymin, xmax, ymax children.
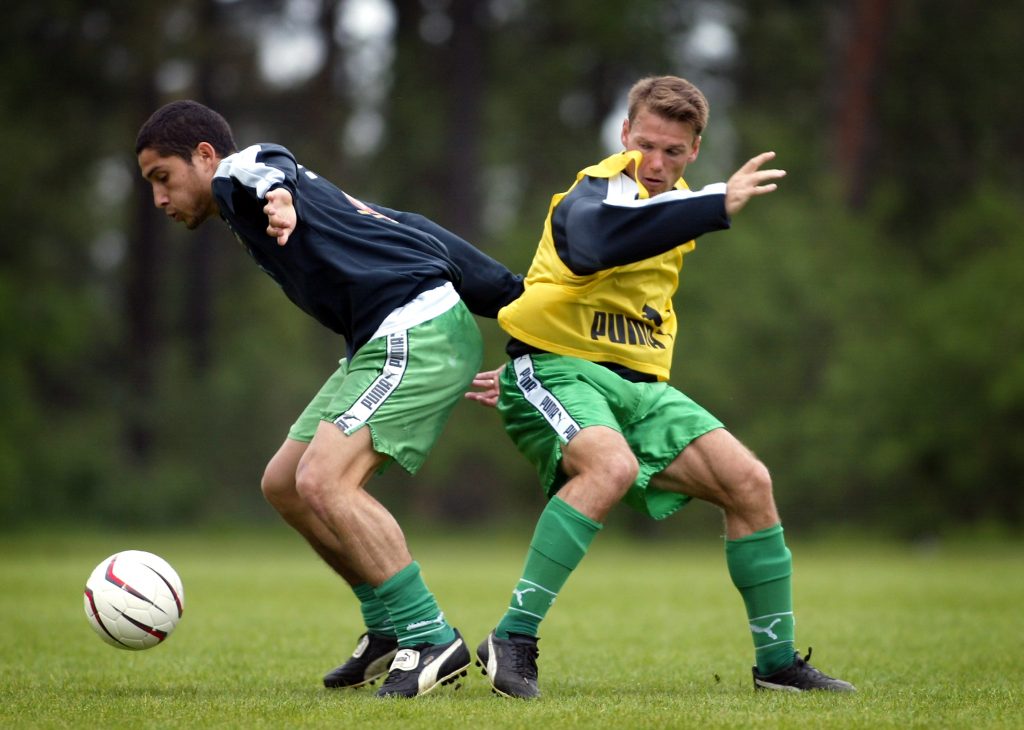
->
<box><xmin>2</xmin><ymin>0</ymin><xmax>1021</xmax><ymax>538</ymax></box>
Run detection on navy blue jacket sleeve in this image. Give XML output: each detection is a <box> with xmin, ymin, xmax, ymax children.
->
<box><xmin>369</xmin><ymin>205</ymin><xmax>524</xmax><ymax>318</ymax></box>
<box><xmin>552</xmin><ymin>177</ymin><xmax>731</xmax><ymax>275</ymax></box>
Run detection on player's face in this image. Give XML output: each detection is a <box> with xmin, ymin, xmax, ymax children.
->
<box><xmin>137</xmin><ymin>146</ymin><xmax>219</xmax><ymax>230</ymax></box>
<box><xmin>621</xmin><ymin>107</ymin><xmax>701</xmax><ymax>196</ymax></box>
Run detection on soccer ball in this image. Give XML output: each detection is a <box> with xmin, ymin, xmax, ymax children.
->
<box><xmin>83</xmin><ymin>550</ymin><xmax>185</xmax><ymax>650</ymax></box>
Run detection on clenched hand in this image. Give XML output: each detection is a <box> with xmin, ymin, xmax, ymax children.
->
<box><xmin>264</xmin><ymin>188</ymin><xmax>297</xmax><ymax>245</ymax></box>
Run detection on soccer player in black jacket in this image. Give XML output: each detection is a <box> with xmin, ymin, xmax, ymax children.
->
<box><xmin>136</xmin><ymin>100</ymin><xmax>522</xmax><ymax>698</ymax></box>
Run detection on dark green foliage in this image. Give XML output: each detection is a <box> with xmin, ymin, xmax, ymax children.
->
<box><xmin>1</xmin><ymin>1</ymin><xmax>1021</xmax><ymax>533</ymax></box>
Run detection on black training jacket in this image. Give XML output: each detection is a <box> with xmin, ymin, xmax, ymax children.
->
<box><xmin>212</xmin><ymin>143</ymin><xmax>523</xmax><ymax>357</ymax></box>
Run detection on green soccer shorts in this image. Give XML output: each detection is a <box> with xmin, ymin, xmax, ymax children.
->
<box><xmin>497</xmin><ymin>353</ymin><xmax>724</xmax><ymax>519</ymax></box>
<box><xmin>287</xmin><ymin>300</ymin><xmax>483</xmax><ymax>474</ymax></box>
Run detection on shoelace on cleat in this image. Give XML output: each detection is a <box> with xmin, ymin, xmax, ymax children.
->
<box><xmin>793</xmin><ymin>647</ymin><xmax>838</xmax><ymax>682</ymax></box>
<box><xmin>507</xmin><ymin>641</ymin><xmax>539</xmax><ymax>680</ymax></box>
<box><xmin>379</xmin><ymin>670</ymin><xmax>407</xmax><ymax>689</ymax></box>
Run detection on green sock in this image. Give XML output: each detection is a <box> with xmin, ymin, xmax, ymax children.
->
<box><xmin>352</xmin><ymin>583</ymin><xmax>395</xmax><ymax>638</ymax></box>
<box><xmin>725</xmin><ymin>523</ymin><xmax>796</xmax><ymax>675</ymax></box>
<box><xmin>374</xmin><ymin>561</ymin><xmax>455</xmax><ymax>647</ymax></box>
<box><xmin>496</xmin><ymin>496</ymin><xmax>602</xmax><ymax>639</ymax></box>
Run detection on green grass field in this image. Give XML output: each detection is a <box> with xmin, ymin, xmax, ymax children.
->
<box><xmin>1</xmin><ymin>526</ymin><xmax>1021</xmax><ymax>728</ymax></box>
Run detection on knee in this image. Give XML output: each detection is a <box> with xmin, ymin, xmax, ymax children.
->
<box><xmin>293</xmin><ymin>462</ymin><xmax>325</xmax><ymax>508</ymax></box>
<box><xmin>572</xmin><ymin>448</ymin><xmax>639</xmax><ymax>498</ymax></box>
<box><xmin>605</xmin><ymin>451</ymin><xmax>640</xmax><ymax>493</ymax></box>
<box><xmin>726</xmin><ymin>459</ymin><xmax>774</xmax><ymax>512</ymax></box>
<box><xmin>557</xmin><ymin>447</ymin><xmax>639</xmax><ymax>522</ymax></box>
<box><xmin>563</xmin><ymin>427</ymin><xmax>634</xmax><ymax>482</ymax></box>
<box><xmin>293</xmin><ymin>459</ymin><xmax>351</xmax><ymax>516</ymax></box>
<box><xmin>261</xmin><ymin>459</ymin><xmax>299</xmax><ymax>512</ymax></box>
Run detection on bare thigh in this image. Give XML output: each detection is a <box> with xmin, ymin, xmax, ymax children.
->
<box><xmin>650</xmin><ymin>428</ymin><xmax>778</xmax><ymax>538</ymax></box>
<box><xmin>297</xmin><ymin>422</ymin><xmax>387</xmax><ymax>499</ymax></box>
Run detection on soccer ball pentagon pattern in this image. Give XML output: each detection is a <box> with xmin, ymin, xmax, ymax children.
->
<box><xmin>83</xmin><ymin>550</ymin><xmax>185</xmax><ymax>650</ymax></box>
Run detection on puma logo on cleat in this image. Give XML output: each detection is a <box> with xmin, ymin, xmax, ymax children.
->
<box><xmin>750</xmin><ymin>618</ymin><xmax>782</xmax><ymax>641</ymax></box>
<box><xmin>416</xmin><ymin>639</ymin><xmax>465</xmax><ymax>693</ymax></box>
<box><xmin>390</xmin><ymin>648</ymin><xmax>420</xmax><ymax>671</ymax></box>
<box><xmin>352</xmin><ymin>634</ymin><xmax>370</xmax><ymax>658</ymax></box>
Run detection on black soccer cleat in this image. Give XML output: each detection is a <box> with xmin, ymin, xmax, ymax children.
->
<box><xmin>323</xmin><ymin>632</ymin><xmax>399</xmax><ymax>689</ymax></box>
<box><xmin>752</xmin><ymin>647</ymin><xmax>856</xmax><ymax>692</ymax></box>
<box><xmin>374</xmin><ymin>629</ymin><xmax>470</xmax><ymax>698</ymax></box>
<box><xmin>476</xmin><ymin>630</ymin><xmax>541</xmax><ymax>699</ymax></box>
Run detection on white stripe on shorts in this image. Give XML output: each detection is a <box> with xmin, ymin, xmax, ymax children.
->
<box><xmin>511</xmin><ymin>355</ymin><xmax>581</xmax><ymax>444</ymax></box>
<box><xmin>333</xmin><ymin>331</ymin><xmax>410</xmax><ymax>434</ymax></box>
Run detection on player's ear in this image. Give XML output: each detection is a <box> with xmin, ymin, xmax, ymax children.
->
<box><xmin>193</xmin><ymin>141</ymin><xmax>220</xmax><ymax>171</ymax></box>
<box><xmin>620</xmin><ymin>118</ymin><xmax>631</xmax><ymax>149</ymax></box>
<box><xmin>689</xmin><ymin>135</ymin><xmax>702</xmax><ymax>162</ymax></box>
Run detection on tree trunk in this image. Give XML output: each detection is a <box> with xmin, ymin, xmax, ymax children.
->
<box><xmin>833</xmin><ymin>0</ymin><xmax>894</xmax><ymax>209</ymax></box>
<box><xmin>439</xmin><ymin>0</ymin><xmax>486</xmax><ymax>245</ymax></box>
<box><xmin>125</xmin><ymin>83</ymin><xmax>163</xmax><ymax>465</ymax></box>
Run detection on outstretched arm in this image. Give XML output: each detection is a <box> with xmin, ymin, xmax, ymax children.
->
<box><xmin>725</xmin><ymin>151</ymin><xmax>786</xmax><ymax>215</ymax></box>
<box><xmin>264</xmin><ymin>187</ymin><xmax>297</xmax><ymax>245</ymax></box>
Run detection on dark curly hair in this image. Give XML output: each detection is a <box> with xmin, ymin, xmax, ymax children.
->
<box><xmin>135</xmin><ymin>100</ymin><xmax>237</xmax><ymax>160</ymax></box>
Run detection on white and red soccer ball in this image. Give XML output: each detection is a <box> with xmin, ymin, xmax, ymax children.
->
<box><xmin>83</xmin><ymin>550</ymin><xmax>185</xmax><ymax>650</ymax></box>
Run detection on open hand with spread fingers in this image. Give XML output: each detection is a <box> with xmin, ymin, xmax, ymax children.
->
<box><xmin>725</xmin><ymin>151</ymin><xmax>786</xmax><ymax>215</ymax></box>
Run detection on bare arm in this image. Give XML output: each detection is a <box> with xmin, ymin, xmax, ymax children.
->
<box><xmin>725</xmin><ymin>151</ymin><xmax>786</xmax><ymax>215</ymax></box>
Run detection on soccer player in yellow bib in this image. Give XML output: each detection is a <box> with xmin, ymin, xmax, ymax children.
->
<box><xmin>468</xmin><ymin>76</ymin><xmax>855</xmax><ymax>697</ymax></box>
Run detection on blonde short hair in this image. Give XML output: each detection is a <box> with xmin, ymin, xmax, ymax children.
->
<box><xmin>627</xmin><ymin>76</ymin><xmax>709</xmax><ymax>136</ymax></box>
